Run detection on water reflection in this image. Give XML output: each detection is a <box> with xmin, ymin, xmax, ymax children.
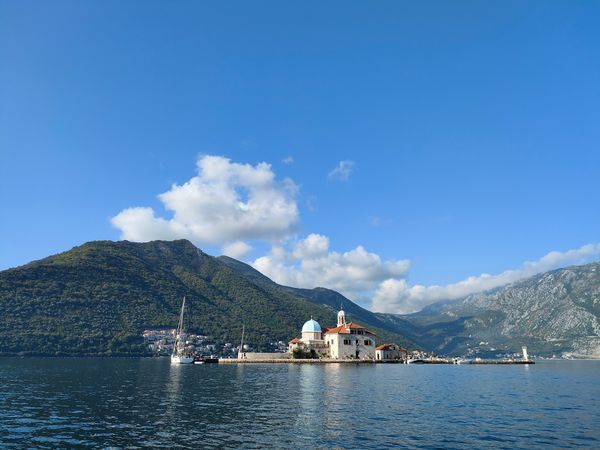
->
<box><xmin>0</xmin><ymin>359</ymin><xmax>599</xmax><ymax>449</ymax></box>
<box><xmin>321</xmin><ymin>364</ymin><xmax>345</xmax><ymax>442</ymax></box>
<box><xmin>163</xmin><ymin>361</ymin><xmax>185</xmax><ymax>423</ymax></box>
<box><xmin>295</xmin><ymin>365</ymin><xmax>324</xmax><ymax>433</ymax></box>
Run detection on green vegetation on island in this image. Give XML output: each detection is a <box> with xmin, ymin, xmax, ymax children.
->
<box><xmin>0</xmin><ymin>240</ymin><xmax>414</xmax><ymax>356</ymax></box>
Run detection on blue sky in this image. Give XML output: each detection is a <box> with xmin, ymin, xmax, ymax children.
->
<box><xmin>1</xmin><ymin>1</ymin><xmax>599</xmax><ymax>312</ymax></box>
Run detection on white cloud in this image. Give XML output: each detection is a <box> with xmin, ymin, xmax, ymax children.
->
<box><xmin>110</xmin><ymin>207</ymin><xmax>175</xmax><ymax>242</ymax></box>
<box><xmin>111</xmin><ymin>155</ymin><xmax>299</xmax><ymax>245</ymax></box>
<box><xmin>292</xmin><ymin>233</ymin><xmax>330</xmax><ymax>259</ymax></box>
<box><xmin>252</xmin><ymin>233</ymin><xmax>410</xmax><ymax>300</ymax></box>
<box><xmin>282</xmin><ymin>156</ymin><xmax>294</xmax><ymax>165</ymax></box>
<box><xmin>110</xmin><ymin>155</ymin><xmax>600</xmax><ymax>318</ymax></box>
<box><xmin>221</xmin><ymin>241</ymin><xmax>253</xmax><ymax>259</ymax></box>
<box><xmin>328</xmin><ymin>160</ymin><xmax>355</xmax><ymax>181</ymax></box>
<box><xmin>372</xmin><ymin>243</ymin><xmax>600</xmax><ymax>315</ymax></box>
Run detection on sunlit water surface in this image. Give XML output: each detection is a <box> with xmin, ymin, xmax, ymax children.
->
<box><xmin>1</xmin><ymin>358</ymin><xmax>599</xmax><ymax>448</ymax></box>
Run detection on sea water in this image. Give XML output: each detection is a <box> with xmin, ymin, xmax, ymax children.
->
<box><xmin>1</xmin><ymin>358</ymin><xmax>598</xmax><ymax>449</ymax></box>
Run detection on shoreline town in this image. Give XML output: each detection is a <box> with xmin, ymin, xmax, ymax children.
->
<box><xmin>145</xmin><ymin>304</ymin><xmax>533</xmax><ymax>365</ymax></box>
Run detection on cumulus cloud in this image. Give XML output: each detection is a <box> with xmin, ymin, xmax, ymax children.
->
<box><xmin>221</xmin><ymin>241</ymin><xmax>253</xmax><ymax>259</ymax></box>
<box><xmin>110</xmin><ymin>155</ymin><xmax>600</xmax><ymax>318</ymax></box>
<box><xmin>328</xmin><ymin>160</ymin><xmax>355</xmax><ymax>181</ymax></box>
<box><xmin>111</xmin><ymin>207</ymin><xmax>175</xmax><ymax>242</ymax></box>
<box><xmin>111</xmin><ymin>155</ymin><xmax>299</xmax><ymax>246</ymax></box>
<box><xmin>252</xmin><ymin>233</ymin><xmax>410</xmax><ymax>300</ymax></box>
<box><xmin>372</xmin><ymin>243</ymin><xmax>600</xmax><ymax>314</ymax></box>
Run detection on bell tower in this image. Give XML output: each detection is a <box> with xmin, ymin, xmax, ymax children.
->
<box><xmin>337</xmin><ymin>309</ymin><xmax>347</xmax><ymax>327</ymax></box>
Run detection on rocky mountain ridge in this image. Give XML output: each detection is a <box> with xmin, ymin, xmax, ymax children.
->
<box><xmin>2</xmin><ymin>239</ymin><xmax>598</xmax><ymax>358</ymax></box>
<box><xmin>378</xmin><ymin>261</ymin><xmax>600</xmax><ymax>358</ymax></box>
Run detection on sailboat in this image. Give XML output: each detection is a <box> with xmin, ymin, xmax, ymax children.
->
<box><xmin>237</xmin><ymin>324</ymin><xmax>245</xmax><ymax>359</ymax></box>
<box><xmin>171</xmin><ymin>297</ymin><xmax>194</xmax><ymax>365</ymax></box>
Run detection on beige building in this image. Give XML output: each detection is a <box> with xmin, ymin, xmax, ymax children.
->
<box><xmin>375</xmin><ymin>343</ymin><xmax>406</xmax><ymax>361</ymax></box>
<box><xmin>289</xmin><ymin>309</ymin><xmax>377</xmax><ymax>360</ymax></box>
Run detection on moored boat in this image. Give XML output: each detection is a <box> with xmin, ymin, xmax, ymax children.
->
<box><xmin>406</xmin><ymin>358</ymin><xmax>425</xmax><ymax>364</ymax></box>
<box><xmin>172</xmin><ymin>354</ymin><xmax>194</xmax><ymax>364</ymax></box>
<box><xmin>171</xmin><ymin>296</ymin><xmax>194</xmax><ymax>365</ymax></box>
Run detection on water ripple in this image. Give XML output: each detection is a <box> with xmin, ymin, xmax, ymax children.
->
<box><xmin>0</xmin><ymin>359</ymin><xmax>599</xmax><ymax>448</ymax></box>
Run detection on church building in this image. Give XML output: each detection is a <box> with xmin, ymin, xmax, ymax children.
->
<box><xmin>288</xmin><ymin>309</ymin><xmax>377</xmax><ymax>360</ymax></box>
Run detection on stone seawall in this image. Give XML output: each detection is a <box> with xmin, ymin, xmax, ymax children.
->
<box><xmin>219</xmin><ymin>358</ymin><xmax>376</xmax><ymax>364</ymax></box>
<box><xmin>235</xmin><ymin>352</ymin><xmax>291</xmax><ymax>361</ymax></box>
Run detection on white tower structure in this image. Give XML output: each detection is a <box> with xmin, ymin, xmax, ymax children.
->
<box><xmin>337</xmin><ymin>309</ymin><xmax>347</xmax><ymax>327</ymax></box>
<box><xmin>522</xmin><ymin>346</ymin><xmax>529</xmax><ymax>362</ymax></box>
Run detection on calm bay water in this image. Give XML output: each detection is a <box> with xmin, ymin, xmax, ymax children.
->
<box><xmin>0</xmin><ymin>358</ymin><xmax>599</xmax><ymax>449</ymax></box>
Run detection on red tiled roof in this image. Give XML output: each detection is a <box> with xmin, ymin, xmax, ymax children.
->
<box><xmin>324</xmin><ymin>322</ymin><xmax>376</xmax><ymax>336</ymax></box>
<box><xmin>289</xmin><ymin>338</ymin><xmax>303</xmax><ymax>344</ymax></box>
<box><xmin>375</xmin><ymin>344</ymin><xmax>393</xmax><ymax>351</ymax></box>
<box><xmin>375</xmin><ymin>343</ymin><xmax>407</xmax><ymax>351</ymax></box>
<box><xmin>324</xmin><ymin>325</ymin><xmax>350</xmax><ymax>335</ymax></box>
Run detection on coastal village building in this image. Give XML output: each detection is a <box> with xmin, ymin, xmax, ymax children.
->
<box><xmin>289</xmin><ymin>309</ymin><xmax>377</xmax><ymax>360</ymax></box>
<box><xmin>375</xmin><ymin>343</ymin><xmax>406</xmax><ymax>361</ymax></box>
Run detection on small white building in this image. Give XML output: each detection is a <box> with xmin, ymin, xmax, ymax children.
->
<box><xmin>375</xmin><ymin>343</ymin><xmax>406</xmax><ymax>361</ymax></box>
<box><xmin>288</xmin><ymin>337</ymin><xmax>304</xmax><ymax>351</ymax></box>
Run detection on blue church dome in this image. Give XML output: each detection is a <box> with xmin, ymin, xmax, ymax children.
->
<box><xmin>301</xmin><ymin>319</ymin><xmax>322</xmax><ymax>333</ymax></box>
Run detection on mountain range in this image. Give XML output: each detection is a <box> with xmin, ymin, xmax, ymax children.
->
<box><xmin>378</xmin><ymin>261</ymin><xmax>600</xmax><ymax>358</ymax></box>
<box><xmin>0</xmin><ymin>240</ymin><xmax>414</xmax><ymax>356</ymax></box>
<box><xmin>1</xmin><ymin>239</ymin><xmax>598</xmax><ymax>358</ymax></box>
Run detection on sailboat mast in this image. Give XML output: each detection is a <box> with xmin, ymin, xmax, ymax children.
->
<box><xmin>173</xmin><ymin>296</ymin><xmax>186</xmax><ymax>357</ymax></box>
<box><xmin>238</xmin><ymin>324</ymin><xmax>245</xmax><ymax>358</ymax></box>
<box><xmin>177</xmin><ymin>296</ymin><xmax>186</xmax><ymax>335</ymax></box>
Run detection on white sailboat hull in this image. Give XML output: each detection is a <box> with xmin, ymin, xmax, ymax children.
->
<box><xmin>171</xmin><ymin>354</ymin><xmax>194</xmax><ymax>365</ymax></box>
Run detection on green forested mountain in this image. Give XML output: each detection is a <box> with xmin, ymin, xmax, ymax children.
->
<box><xmin>3</xmin><ymin>239</ymin><xmax>598</xmax><ymax>358</ymax></box>
<box><xmin>0</xmin><ymin>240</ymin><xmax>413</xmax><ymax>356</ymax></box>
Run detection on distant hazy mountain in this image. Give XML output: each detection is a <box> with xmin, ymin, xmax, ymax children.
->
<box><xmin>0</xmin><ymin>240</ymin><xmax>413</xmax><ymax>356</ymax></box>
<box><xmin>377</xmin><ymin>262</ymin><xmax>600</xmax><ymax>358</ymax></box>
